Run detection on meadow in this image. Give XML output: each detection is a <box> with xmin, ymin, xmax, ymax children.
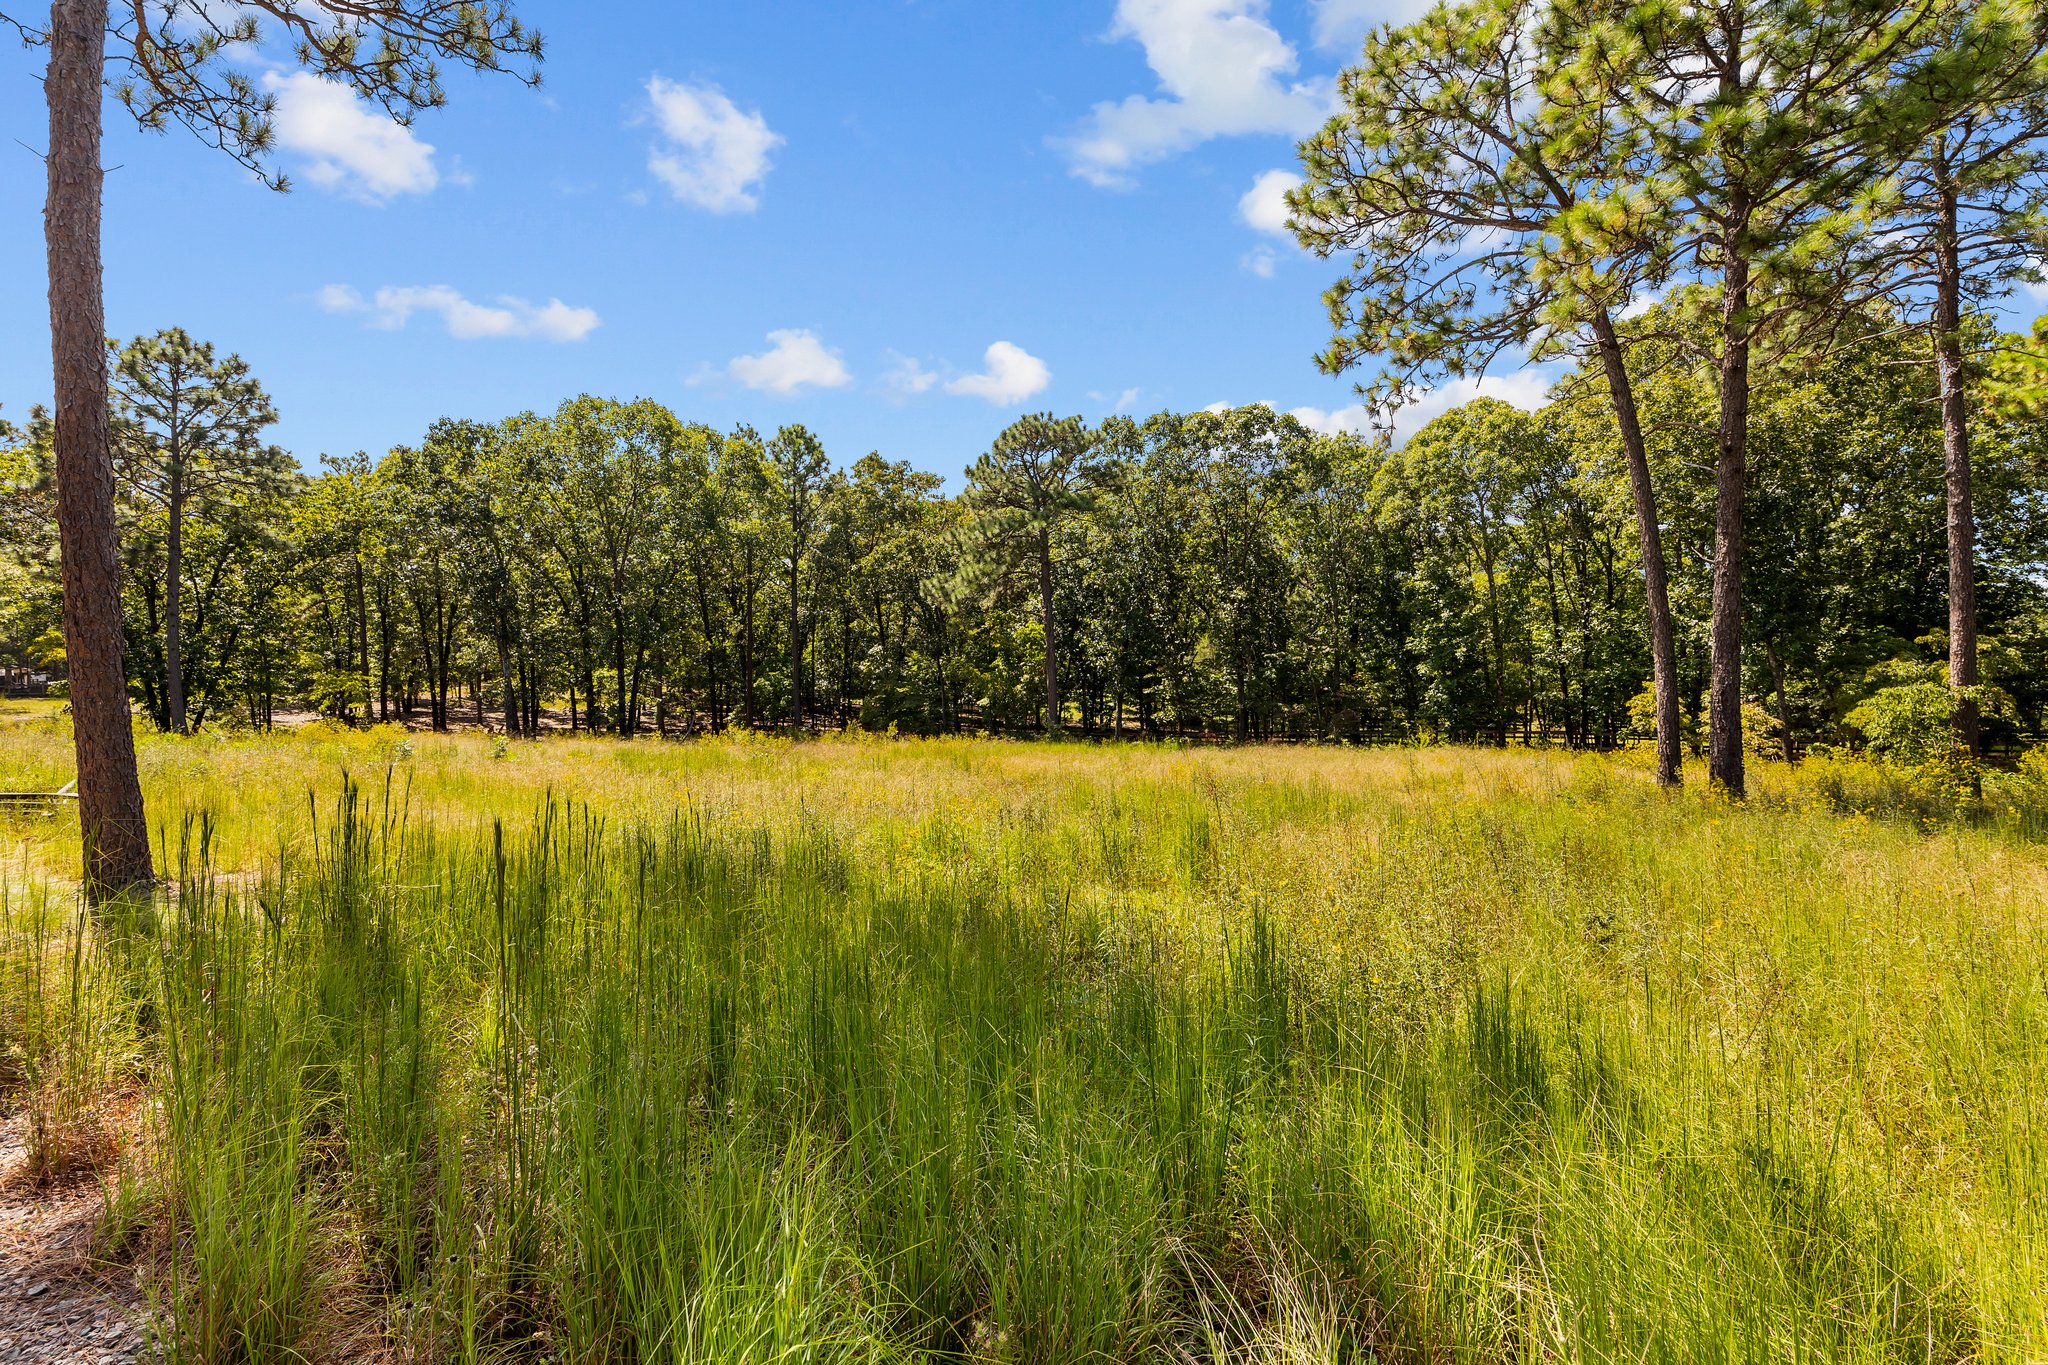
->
<box><xmin>1</xmin><ymin>714</ymin><xmax>2044</xmax><ymax>1363</ymax></box>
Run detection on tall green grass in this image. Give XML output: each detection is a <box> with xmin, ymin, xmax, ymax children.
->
<box><xmin>1</xmin><ymin>738</ymin><xmax>2043</xmax><ymax>1361</ymax></box>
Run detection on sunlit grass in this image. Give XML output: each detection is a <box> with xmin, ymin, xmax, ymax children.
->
<box><xmin>1</xmin><ymin>727</ymin><xmax>2042</xmax><ymax>1361</ymax></box>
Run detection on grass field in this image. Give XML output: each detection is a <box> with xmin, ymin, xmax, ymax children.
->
<box><xmin>1</xmin><ymin>718</ymin><xmax>2044</xmax><ymax>1362</ymax></box>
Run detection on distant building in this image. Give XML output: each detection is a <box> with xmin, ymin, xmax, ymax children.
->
<box><xmin>0</xmin><ymin>666</ymin><xmax>51</xmax><ymax>698</ymax></box>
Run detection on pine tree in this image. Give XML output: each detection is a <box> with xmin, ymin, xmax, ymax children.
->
<box><xmin>955</xmin><ymin>415</ymin><xmax>1110</xmax><ymax>733</ymax></box>
<box><xmin>1559</xmin><ymin>0</ymin><xmax>1984</xmax><ymax>795</ymax></box>
<box><xmin>112</xmin><ymin>329</ymin><xmax>291</xmax><ymax>735</ymax></box>
<box><xmin>1859</xmin><ymin>7</ymin><xmax>2048</xmax><ymax>756</ymax></box>
<box><xmin>767</xmin><ymin>425</ymin><xmax>830</xmax><ymax>731</ymax></box>
<box><xmin>6</xmin><ymin>0</ymin><xmax>539</xmax><ymax>897</ymax></box>
<box><xmin>1294</xmin><ymin>0</ymin><xmax>1687</xmax><ymax>785</ymax></box>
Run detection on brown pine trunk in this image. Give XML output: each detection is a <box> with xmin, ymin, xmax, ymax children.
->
<box><xmin>789</xmin><ymin>555</ymin><xmax>804</xmax><ymax>732</ymax></box>
<box><xmin>498</xmin><ymin>629</ymin><xmax>518</xmax><ymax>737</ymax></box>
<box><xmin>614</xmin><ymin>609</ymin><xmax>630</xmax><ymax>738</ymax></box>
<box><xmin>1933</xmin><ymin>182</ymin><xmax>1979</xmax><ymax>758</ymax></box>
<box><xmin>46</xmin><ymin>0</ymin><xmax>154</xmax><ymax>899</ymax></box>
<box><xmin>1039</xmin><ymin>530</ymin><xmax>1059</xmax><ymax>732</ymax></box>
<box><xmin>164</xmin><ymin>478</ymin><xmax>185</xmax><ymax>733</ymax></box>
<box><xmin>1591</xmin><ymin>309</ymin><xmax>1682</xmax><ymax>786</ymax></box>
<box><xmin>1768</xmin><ymin>644</ymin><xmax>1794</xmax><ymax>763</ymax></box>
<box><xmin>1708</xmin><ymin>242</ymin><xmax>1751</xmax><ymax>798</ymax></box>
<box><xmin>742</xmin><ymin>547</ymin><xmax>757</xmax><ymax>728</ymax></box>
<box><xmin>353</xmin><ymin>553</ymin><xmax>371</xmax><ymax>721</ymax></box>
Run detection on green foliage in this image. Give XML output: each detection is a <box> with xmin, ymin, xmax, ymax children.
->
<box><xmin>1848</xmin><ymin>680</ymin><xmax>2017</xmax><ymax>764</ymax></box>
<box><xmin>110</xmin><ymin>329</ymin><xmax>297</xmax><ymax>735</ymax></box>
<box><xmin>15</xmin><ymin>309</ymin><xmax>2048</xmax><ymax>749</ymax></box>
<box><xmin>1847</xmin><ymin>681</ymin><xmax>1967</xmax><ymax>762</ymax></box>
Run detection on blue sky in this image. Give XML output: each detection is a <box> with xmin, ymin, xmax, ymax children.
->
<box><xmin>0</xmin><ymin>0</ymin><xmax>1550</xmax><ymax>483</ymax></box>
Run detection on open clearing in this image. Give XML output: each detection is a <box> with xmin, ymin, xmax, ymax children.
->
<box><xmin>1</xmin><ymin>724</ymin><xmax>2044</xmax><ymax>1362</ymax></box>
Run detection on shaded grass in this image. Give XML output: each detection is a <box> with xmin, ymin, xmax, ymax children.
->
<box><xmin>0</xmin><ymin>732</ymin><xmax>2043</xmax><ymax>1361</ymax></box>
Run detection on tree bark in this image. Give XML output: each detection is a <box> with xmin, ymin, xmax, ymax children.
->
<box><xmin>353</xmin><ymin>552</ymin><xmax>371</xmax><ymax>722</ymax></box>
<box><xmin>1708</xmin><ymin>241</ymin><xmax>1751</xmax><ymax>797</ymax></box>
<box><xmin>1768</xmin><ymin>644</ymin><xmax>1794</xmax><ymax>763</ymax></box>
<box><xmin>1933</xmin><ymin>181</ymin><xmax>1979</xmax><ymax>758</ymax></box>
<box><xmin>741</xmin><ymin>546</ymin><xmax>757</xmax><ymax>728</ymax></box>
<box><xmin>613</xmin><ymin>607</ymin><xmax>630</xmax><ymax>738</ymax></box>
<box><xmin>1038</xmin><ymin>528</ymin><xmax>1060</xmax><ymax>732</ymax></box>
<box><xmin>498</xmin><ymin>625</ymin><xmax>518</xmax><ymax>737</ymax></box>
<box><xmin>164</xmin><ymin>477</ymin><xmax>185</xmax><ymax>733</ymax></box>
<box><xmin>46</xmin><ymin>0</ymin><xmax>153</xmax><ymax>899</ymax></box>
<box><xmin>1590</xmin><ymin>309</ymin><xmax>1682</xmax><ymax>786</ymax></box>
<box><xmin>789</xmin><ymin>553</ymin><xmax>804</xmax><ymax>732</ymax></box>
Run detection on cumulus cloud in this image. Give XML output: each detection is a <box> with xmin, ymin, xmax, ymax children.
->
<box><xmin>265</xmin><ymin>72</ymin><xmax>440</xmax><ymax>200</ymax></box>
<box><xmin>319</xmin><ymin>284</ymin><xmax>600</xmax><ymax>342</ymax></box>
<box><xmin>645</xmin><ymin>77</ymin><xmax>783</xmax><ymax>213</ymax></box>
<box><xmin>1281</xmin><ymin>403</ymin><xmax>1371</xmax><ymax>435</ymax></box>
<box><xmin>1289</xmin><ymin>370</ymin><xmax>1555</xmax><ymax>443</ymax></box>
<box><xmin>1619</xmin><ymin>283</ymin><xmax>1672</xmax><ymax>319</ymax></box>
<box><xmin>1239</xmin><ymin>168</ymin><xmax>1301</xmax><ymax>236</ymax></box>
<box><xmin>315</xmin><ymin>283</ymin><xmax>366</xmax><ymax>313</ymax></box>
<box><xmin>945</xmin><ymin>342</ymin><xmax>1052</xmax><ymax>405</ymax></box>
<box><xmin>882</xmin><ymin>351</ymin><xmax>941</xmax><ymax>396</ymax></box>
<box><xmin>1242</xmin><ymin>246</ymin><xmax>1278</xmax><ymax>278</ymax></box>
<box><xmin>1457</xmin><ymin>225</ymin><xmax>1517</xmax><ymax>256</ymax></box>
<box><xmin>720</xmin><ymin>330</ymin><xmax>852</xmax><ymax>394</ymax></box>
<box><xmin>1307</xmin><ymin>0</ymin><xmax>1432</xmax><ymax>51</ymax></box>
<box><xmin>1061</xmin><ymin>0</ymin><xmax>1332</xmax><ymax>187</ymax></box>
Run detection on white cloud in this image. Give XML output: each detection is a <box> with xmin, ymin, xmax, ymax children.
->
<box><xmin>314</xmin><ymin>283</ymin><xmax>365</xmax><ymax>313</ymax></box>
<box><xmin>1283</xmin><ymin>403</ymin><xmax>1373</xmax><ymax>435</ymax></box>
<box><xmin>1308</xmin><ymin>0</ymin><xmax>1431</xmax><ymax>51</ymax></box>
<box><xmin>1457</xmin><ymin>225</ymin><xmax>1516</xmax><ymax>256</ymax></box>
<box><xmin>1061</xmin><ymin>0</ymin><xmax>1332</xmax><ymax>187</ymax></box>
<box><xmin>1240</xmin><ymin>168</ymin><xmax>1301</xmax><ymax>235</ymax></box>
<box><xmin>883</xmin><ymin>351</ymin><xmax>941</xmax><ymax>396</ymax></box>
<box><xmin>1289</xmin><ymin>370</ymin><xmax>1554</xmax><ymax>444</ymax></box>
<box><xmin>265</xmin><ymin>72</ymin><xmax>441</xmax><ymax>200</ymax></box>
<box><xmin>945</xmin><ymin>342</ymin><xmax>1052</xmax><ymax>405</ymax></box>
<box><xmin>723</xmin><ymin>329</ymin><xmax>852</xmax><ymax>394</ymax></box>
<box><xmin>319</xmin><ymin>284</ymin><xmax>600</xmax><ymax>342</ymax></box>
<box><xmin>1112</xmin><ymin>387</ymin><xmax>1142</xmax><ymax>413</ymax></box>
<box><xmin>1243</xmin><ymin>246</ymin><xmax>1278</xmax><ymax>278</ymax></box>
<box><xmin>1619</xmin><ymin>283</ymin><xmax>1670</xmax><ymax>319</ymax></box>
<box><xmin>645</xmin><ymin>77</ymin><xmax>783</xmax><ymax>213</ymax></box>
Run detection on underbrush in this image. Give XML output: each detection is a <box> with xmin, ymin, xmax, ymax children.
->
<box><xmin>0</xmin><ymin>740</ymin><xmax>2042</xmax><ymax>1361</ymax></box>
<box><xmin>1758</xmin><ymin>746</ymin><xmax>2048</xmax><ymax>837</ymax></box>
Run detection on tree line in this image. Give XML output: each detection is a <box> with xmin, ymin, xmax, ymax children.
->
<box><xmin>4</xmin><ymin>316</ymin><xmax>2043</xmax><ymax>754</ymax></box>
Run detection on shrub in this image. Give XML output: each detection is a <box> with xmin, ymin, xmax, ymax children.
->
<box><xmin>1845</xmin><ymin>682</ymin><xmax>1960</xmax><ymax>763</ymax></box>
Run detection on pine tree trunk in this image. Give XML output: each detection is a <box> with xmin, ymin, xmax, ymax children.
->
<box><xmin>1039</xmin><ymin>530</ymin><xmax>1059</xmax><ymax>733</ymax></box>
<box><xmin>353</xmin><ymin>554</ymin><xmax>371</xmax><ymax>721</ymax></box>
<box><xmin>46</xmin><ymin>0</ymin><xmax>153</xmax><ymax>899</ymax></box>
<box><xmin>1933</xmin><ymin>183</ymin><xmax>1979</xmax><ymax>758</ymax></box>
<box><xmin>1591</xmin><ymin>310</ymin><xmax>1682</xmax><ymax>786</ymax></box>
<box><xmin>1769</xmin><ymin>645</ymin><xmax>1794</xmax><ymax>763</ymax></box>
<box><xmin>498</xmin><ymin>627</ymin><xmax>518</xmax><ymax>737</ymax></box>
<box><xmin>165</xmin><ymin>479</ymin><xmax>186</xmax><ymax>734</ymax></box>
<box><xmin>614</xmin><ymin>613</ymin><xmax>630</xmax><ymax>738</ymax></box>
<box><xmin>1708</xmin><ymin>241</ymin><xmax>1751</xmax><ymax>798</ymax></box>
<box><xmin>789</xmin><ymin>552</ymin><xmax>804</xmax><ymax>732</ymax></box>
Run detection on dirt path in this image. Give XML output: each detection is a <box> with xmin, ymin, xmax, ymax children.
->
<box><xmin>0</xmin><ymin>1117</ymin><xmax>148</xmax><ymax>1365</ymax></box>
